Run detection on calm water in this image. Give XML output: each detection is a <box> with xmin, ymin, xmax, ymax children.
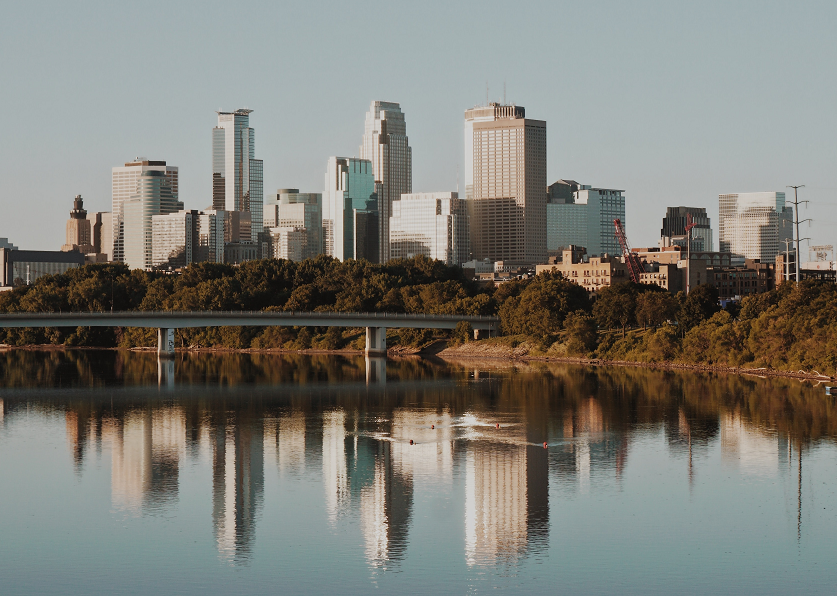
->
<box><xmin>1</xmin><ymin>350</ymin><xmax>836</xmax><ymax>595</ymax></box>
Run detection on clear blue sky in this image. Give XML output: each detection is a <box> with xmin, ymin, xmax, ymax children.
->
<box><xmin>2</xmin><ymin>0</ymin><xmax>835</xmax><ymax>254</ymax></box>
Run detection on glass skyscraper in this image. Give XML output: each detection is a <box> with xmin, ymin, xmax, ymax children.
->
<box><xmin>359</xmin><ymin>101</ymin><xmax>411</xmax><ymax>263</ymax></box>
<box><xmin>323</xmin><ymin>157</ymin><xmax>379</xmax><ymax>262</ymax></box>
<box><xmin>212</xmin><ymin>109</ymin><xmax>263</xmax><ymax>245</ymax></box>
<box><xmin>718</xmin><ymin>192</ymin><xmax>793</xmax><ymax>261</ymax></box>
<box><xmin>390</xmin><ymin>192</ymin><xmax>470</xmax><ymax>265</ymax></box>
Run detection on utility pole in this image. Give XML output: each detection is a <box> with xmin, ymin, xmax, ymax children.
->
<box><xmin>787</xmin><ymin>185</ymin><xmax>809</xmax><ymax>283</ymax></box>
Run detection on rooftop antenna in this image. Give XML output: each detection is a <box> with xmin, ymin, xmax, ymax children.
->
<box><xmin>486</xmin><ymin>82</ymin><xmax>489</xmax><ymax>106</ymax></box>
<box><xmin>504</xmin><ymin>80</ymin><xmax>506</xmax><ymax>105</ymax></box>
<box><xmin>456</xmin><ymin>165</ymin><xmax>459</xmax><ymax>194</ymax></box>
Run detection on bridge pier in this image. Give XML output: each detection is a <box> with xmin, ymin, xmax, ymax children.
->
<box><xmin>157</xmin><ymin>328</ymin><xmax>175</xmax><ymax>358</ymax></box>
<box><xmin>365</xmin><ymin>326</ymin><xmax>387</xmax><ymax>356</ymax></box>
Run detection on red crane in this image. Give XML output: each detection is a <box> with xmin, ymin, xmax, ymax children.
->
<box><xmin>684</xmin><ymin>213</ymin><xmax>697</xmax><ymax>294</ymax></box>
<box><xmin>614</xmin><ymin>218</ymin><xmax>645</xmax><ymax>283</ymax></box>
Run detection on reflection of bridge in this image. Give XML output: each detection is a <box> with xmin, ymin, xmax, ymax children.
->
<box><xmin>0</xmin><ymin>310</ymin><xmax>499</xmax><ymax>356</ymax></box>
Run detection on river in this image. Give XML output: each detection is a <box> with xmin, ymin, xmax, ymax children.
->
<box><xmin>0</xmin><ymin>350</ymin><xmax>835</xmax><ymax>594</ymax></box>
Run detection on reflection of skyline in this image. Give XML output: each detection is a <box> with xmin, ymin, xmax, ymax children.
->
<box><xmin>211</xmin><ymin>410</ymin><xmax>264</xmax><ymax>564</ymax></box>
<box><xmin>464</xmin><ymin>415</ymin><xmax>548</xmax><ymax>567</ymax></box>
<box><xmin>16</xmin><ymin>361</ymin><xmax>828</xmax><ymax>572</ymax></box>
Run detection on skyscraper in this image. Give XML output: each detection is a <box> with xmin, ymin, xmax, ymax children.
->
<box><xmin>264</xmin><ymin>189</ymin><xmax>323</xmax><ymax>260</ymax></box>
<box><xmin>152</xmin><ymin>210</ymin><xmax>198</xmax><ymax>269</ymax></box>
<box><xmin>212</xmin><ymin>109</ymin><xmax>264</xmax><ymax>245</ymax></box>
<box><xmin>660</xmin><ymin>206</ymin><xmax>713</xmax><ymax>252</ymax></box>
<box><xmin>546</xmin><ymin>181</ymin><xmax>625</xmax><ymax>257</ymax></box>
<box><xmin>323</xmin><ymin>157</ymin><xmax>379</xmax><ymax>262</ymax></box>
<box><xmin>112</xmin><ymin>159</ymin><xmax>178</xmax><ymax>263</ymax></box>
<box><xmin>359</xmin><ymin>101</ymin><xmax>411</xmax><ymax>263</ymax></box>
<box><xmin>123</xmin><ymin>171</ymin><xmax>183</xmax><ymax>270</ymax></box>
<box><xmin>719</xmin><ymin>192</ymin><xmax>793</xmax><ymax>261</ymax></box>
<box><xmin>466</xmin><ymin>103</ymin><xmax>547</xmax><ymax>264</ymax></box>
<box><xmin>390</xmin><ymin>192</ymin><xmax>470</xmax><ymax>265</ymax></box>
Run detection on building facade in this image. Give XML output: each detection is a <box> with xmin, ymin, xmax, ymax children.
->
<box><xmin>323</xmin><ymin>157</ymin><xmax>379</xmax><ymax>262</ymax></box>
<box><xmin>660</xmin><ymin>206</ymin><xmax>713</xmax><ymax>252</ymax></box>
<box><xmin>468</xmin><ymin>105</ymin><xmax>546</xmax><ymax>264</ymax></box>
<box><xmin>112</xmin><ymin>159</ymin><xmax>178</xmax><ymax>263</ymax></box>
<box><xmin>535</xmin><ymin>247</ymin><xmax>629</xmax><ymax>294</ymax></box>
<box><xmin>212</xmin><ymin>109</ymin><xmax>264</xmax><ymax>245</ymax></box>
<box><xmin>269</xmin><ymin>227</ymin><xmax>307</xmax><ymax>262</ymax></box>
<box><xmin>546</xmin><ymin>182</ymin><xmax>625</xmax><ymax>258</ymax></box>
<box><xmin>87</xmin><ymin>211</ymin><xmax>113</xmax><ymax>261</ymax></box>
<box><xmin>1</xmin><ymin>248</ymin><xmax>85</xmax><ymax>288</ymax></box>
<box><xmin>390</xmin><ymin>192</ymin><xmax>469</xmax><ymax>265</ymax></box>
<box><xmin>122</xmin><ymin>171</ymin><xmax>183</xmax><ymax>271</ymax></box>
<box><xmin>359</xmin><ymin>101</ymin><xmax>411</xmax><ymax>263</ymax></box>
<box><xmin>196</xmin><ymin>211</ymin><xmax>225</xmax><ymax>264</ymax></box>
<box><xmin>152</xmin><ymin>210</ymin><xmax>198</xmax><ymax>270</ymax></box>
<box><xmin>718</xmin><ymin>192</ymin><xmax>793</xmax><ymax>261</ymax></box>
<box><xmin>264</xmin><ymin>189</ymin><xmax>323</xmax><ymax>260</ymax></box>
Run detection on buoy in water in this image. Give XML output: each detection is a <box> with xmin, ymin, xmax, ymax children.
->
<box><xmin>431</xmin><ymin>424</ymin><xmax>435</xmax><ymax>429</ymax></box>
<box><xmin>496</xmin><ymin>423</ymin><xmax>500</xmax><ymax>429</ymax></box>
<box><xmin>410</xmin><ymin>439</ymin><xmax>414</xmax><ymax>445</ymax></box>
<box><xmin>543</xmin><ymin>442</ymin><xmax>548</xmax><ymax>449</ymax></box>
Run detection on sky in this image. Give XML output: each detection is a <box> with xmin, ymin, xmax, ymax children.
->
<box><xmin>1</xmin><ymin>0</ymin><xmax>835</xmax><ymax>255</ymax></box>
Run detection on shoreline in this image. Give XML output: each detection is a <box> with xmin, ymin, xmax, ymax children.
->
<box><xmin>2</xmin><ymin>343</ymin><xmax>834</xmax><ymax>384</ymax></box>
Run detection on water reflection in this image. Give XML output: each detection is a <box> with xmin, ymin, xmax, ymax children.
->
<box><xmin>0</xmin><ymin>351</ymin><xmax>834</xmax><ymax>576</ymax></box>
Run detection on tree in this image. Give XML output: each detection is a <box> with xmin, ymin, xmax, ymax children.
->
<box><xmin>499</xmin><ymin>273</ymin><xmax>591</xmax><ymax>339</ymax></box>
<box><xmin>564</xmin><ymin>310</ymin><xmax>598</xmax><ymax>355</ymax></box>
<box><xmin>593</xmin><ymin>283</ymin><xmax>641</xmax><ymax>337</ymax></box>
<box><xmin>635</xmin><ymin>291</ymin><xmax>678</xmax><ymax>329</ymax></box>
<box><xmin>678</xmin><ymin>284</ymin><xmax>720</xmax><ymax>333</ymax></box>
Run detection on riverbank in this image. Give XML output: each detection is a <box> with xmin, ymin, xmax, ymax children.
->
<box><xmin>3</xmin><ymin>341</ymin><xmax>834</xmax><ymax>383</ymax></box>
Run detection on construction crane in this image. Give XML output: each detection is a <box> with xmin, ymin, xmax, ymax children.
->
<box><xmin>684</xmin><ymin>213</ymin><xmax>697</xmax><ymax>294</ymax></box>
<box><xmin>614</xmin><ymin>218</ymin><xmax>644</xmax><ymax>283</ymax></box>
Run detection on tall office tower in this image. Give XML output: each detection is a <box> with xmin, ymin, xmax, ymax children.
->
<box><xmin>660</xmin><ymin>207</ymin><xmax>713</xmax><ymax>251</ymax></box>
<box><xmin>546</xmin><ymin>181</ymin><xmax>625</xmax><ymax>258</ymax></box>
<box><xmin>359</xmin><ymin>101</ymin><xmax>411</xmax><ymax>263</ymax></box>
<box><xmin>122</xmin><ymin>171</ymin><xmax>183</xmax><ymax>270</ymax></box>
<box><xmin>112</xmin><ymin>159</ymin><xmax>178</xmax><ymax>263</ymax></box>
<box><xmin>212</xmin><ymin>109</ymin><xmax>264</xmax><ymax>245</ymax></box>
<box><xmin>390</xmin><ymin>192</ymin><xmax>470</xmax><ymax>265</ymax></box>
<box><xmin>264</xmin><ymin>189</ymin><xmax>323</xmax><ymax>260</ymax></box>
<box><xmin>152</xmin><ymin>210</ymin><xmax>198</xmax><ymax>269</ymax></box>
<box><xmin>61</xmin><ymin>195</ymin><xmax>94</xmax><ymax>253</ymax></box>
<box><xmin>196</xmin><ymin>211</ymin><xmax>225</xmax><ymax>263</ymax></box>
<box><xmin>466</xmin><ymin>103</ymin><xmax>547</xmax><ymax>263</ymax></box>
<box><xmin>323</xmin><ymin>157</ymin><xmax>379</xmax><ymax>262</ymax></box>
<box><xmin>718</xmin><ymin>192</ymin><xmax>793</xmax><ymax>260</ymax></box>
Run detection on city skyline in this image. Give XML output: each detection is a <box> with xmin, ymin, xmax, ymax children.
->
<box><xmin>1</xmin><ymin>2</ymin><xmax>835</xmax><ymax>253</ymax></box>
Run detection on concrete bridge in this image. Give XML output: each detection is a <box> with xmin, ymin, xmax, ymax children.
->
<box><xmin>0</xmin><ymin>310</ymin><xmax>499</xmax><ymax>356</ymax></box>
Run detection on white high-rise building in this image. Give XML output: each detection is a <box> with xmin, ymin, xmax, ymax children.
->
<box><xmin>390</xmin><ymin>192</ymin><xmax>470</xmax><ymax>265</ymax></box>
<box><xmin>264</xmin><ymin>189</ymin><xmax>323</xmax><ymax>260</ymax></box>
<box><xmin>359</xmin><ymin>101</ymin><xmax>411</xmax><ymax>263</ymax></box>
<box><xmin>196</xmin><ymin>211</ymin><xmax>225</xmax><ymax>264</ymax></box>
<box><xmin>323</xmin><ymin>157</ymin><xmax>379</xmax><ymax>262</ymax></box>
<box><xmin>466</xmin><ymin>103</ymin><xmax>547</xmax><ymax>264</ymax></box>
<box><xmin>112</xmin><ymin>159</ymin><xmax>178</xmax><ymax>263</ymax></box>
<box><xmin>212</xmin><ymin>109</ymin><xmax>264</xmax><ymax>245</ymax></box>
<box><xmin>152</xmin><ymin>210</ymin><xmax>197</xmax><ymax>269</ymax></box>
<box><xmin>718</xmin><ymin>192</ymin><xmax>793</xmax><ymax>261</ymax></box>
<box><xmin>122</xmin><ymin>171</ymin><xmax>183</xmax><ymax>271</ymax></box>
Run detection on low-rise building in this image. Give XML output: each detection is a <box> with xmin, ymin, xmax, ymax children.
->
<box><xmin>708</xmin><ymin>259</ymin><xmax>775</xmax><ymax>300</ymax></box>
<box><xmin>1</xmin><ymin>248</ymin><xmax>85</xmax><ymax>289</ymax></box>
<box><xmin>535</xmin><ymin>246</ymin><xmax>629</xmax><ymax>293</ymax></box>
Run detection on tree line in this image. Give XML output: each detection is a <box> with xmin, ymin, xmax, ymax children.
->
<box><xmin>0</xmin><ymin>255</ymin><xmax>833</xmax><ymax>375</ymax></box>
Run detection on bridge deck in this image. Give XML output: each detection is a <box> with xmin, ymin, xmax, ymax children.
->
<box><xmin>0</xmin><ymin>310</ymin><xmax>499</xmax><ymax>331</ymax></box>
